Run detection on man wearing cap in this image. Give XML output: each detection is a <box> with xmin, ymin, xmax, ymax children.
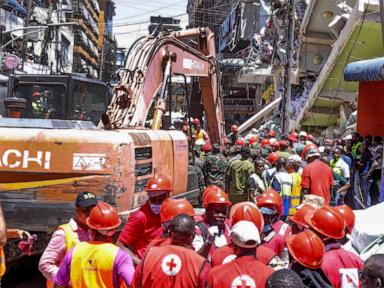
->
<box><xmin>133</xmin><ymin>214</ymin><xmax>210</xmax><ymax>288</ymax></box>
<box><xmin>301</xmin><ymin>145</ymin><xmax>333</xmax><ymax>205</ymax></box>
<box><xmin>39</xmin><ymin>191</ymin><xmax>97</xmax><ymax>287</ymax></box>
<box><xmin>203</xmin><ymin>143</ymin><xmax>228</xmax><ymax>190</ymax></box>
<box><xmin>117</xmin><ymin>174</ymin><xmax>170</xmax><ymax>265</ymax></box>
<box><xmin>53</xmin><ymin>202</ymin><xmax>135</xmax><ymax>288</ymax></box>
<box><xmin>207</xmin><ymin>220</ymin><xmax>274</xmax><ymax>288</ymax></box>
<box><xmin>226</xmin><ymin>146</ymin><xmax>255</xmax><ymax>204</ymax></box>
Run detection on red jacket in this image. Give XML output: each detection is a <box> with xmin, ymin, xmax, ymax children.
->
<box><xmin>133</xmin><ymin>244</ymin><xmax>210</xmax><ymax>288</ymax></box>
<box><xmin>262</xmin><ymin>220</ymin><xmax>291</xmax><ymax>257</ymax></box>
<box><xmin>208</xmin><ymin>255</ymin><xmax>274</xmax><ymax>288</ymax></box>
<box><xmin>321</xmin><ymin>243</ymin><xmax>364</xmax><ymax>288</ymax></box>
<box><xmin>211</xmin><ymin>245</ymin><xmax>276</xmax><ymax>267</ymax></box>
<box><xmin>118</xmin><ymin>202</ymin><xmax>162</xmax><ymax>259</ymax></box>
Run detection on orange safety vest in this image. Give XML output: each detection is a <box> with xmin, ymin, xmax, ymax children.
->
<box><xmin>137</xmin><ymin>244</ymin><xmax>208</xmax><ymax>288</ymax></box>
<box><xmin>47</xmin><ymin>222</ymin><xmax>80</xmax><ymax>288</ymax></box>
<box><xmin>70</xmin><ymin>242</ymin><xmax>121</xmax><ymax>288</ymax></box>
<box><xmin>0</xmin><ymin>247</ymin><xmax>6</xmax><ymax>279</ymax></box>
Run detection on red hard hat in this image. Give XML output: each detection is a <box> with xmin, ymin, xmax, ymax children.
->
<box><xmin>267</xmin><ymin>152</ymin><xmax>279</xmax><ymax>165</ymax></box>
<box><xmin>193</xmin><ymin>118</ymin><xmax>200</xmax><ymax>125</ymax></box>
<box><xmin>257</xmin><ymin>189</ymin><xmax>283</xmax><ymax>216</ymax></box>
<box><xmin>286</xmin><ymin>230</ymin><xmax>324</xmax><ymax>269</ymax></box>
<box><xmin>267</xmin><ymin>130</ymin><xmax>276</xmax><ymax>137</ymax></box>
<box><xmin>86</xmin><ymin>202</ymin><xmax>121</xmax><ymax>230</ymax></box>
<box><xmin>292</xmin><ymin>132</ymin><xmax>299</xmax><ymax>138</ymax></box>
<box><xmin>202</xmin><ymin>143</ymin><xmax>212</xmax><ymax>152</ymax></box>
<box><xmin>235</xmin><ymin>138</ymin><xmax>245</xmax><ymax>146</ymax></box>
<box><xmin>230</xmin><ymin>202</ymin><xmax>264</xmax><ymax>232</ymax></box>
<box><xmin>146</xmin><ymin>173</ymin><xmax>172</xmax><ymax>194</ymax></box>
<box><xmin>288</xmin><ymin>135</ymin><xmax>298</xmax><ymax>143</ymax></box>
<box><xmin>289</xmin><ymin>204</ymin><xmax>317</xmax><ymax>228</ymax></box>
<box><xmin>32</xmin><ymin>91</ymin><xmax>41</xmax><ymax>97</ymax></box>
<box><xmin>224</xmin><ymin>137</ymin><xmax>231</xmax><ymax>144</ymax></box>
<box><xmin>306</xmin><ymin>133</ymin><xmax>314</xmax><ymax>141</ymax></box>
<box><xmin>160</xmin><ymin>198</ymin><xmax>194</xmax><ymax>223</ymax></box>
<box><xmin>261</xmin><ymin>139</ymin><xmax>271</xmax><ymax>147</ymax></box>
<box><xmin>249</xmin><ymin>135</ymin><xmax>259</xmax><ymax>145</ymax></box>
<box><xmin>301</xmin><ymin>143</ymin><xmax>319</xmax><ymax>159</ymax></box>
<box><xmin>231</xmin><ymin>125</ymin><xmax>238</xmax><ymax>133</ymax></box>
<box><xmin>271</xmin><ymin>142</ymin><xmax>280</xmax><ymax>148</ymax></box>
<box><xmin>279</xmin><ymin>140</ymin><xmax>289</xmax><ymax>149</ymax></box>
<box><xmin>334</xmin><ymin>205</ymin><xmax>355</xmax><ymax>234</ymax></box>
<box><xmin>202</xmin><ymin>185</ymin><xmax>231</xmax><ymax>208</ymax></box>
<box><xmin>305</xmin><ymin>206</ymin><xmax>346</xmax><ymax>239</ymax></box>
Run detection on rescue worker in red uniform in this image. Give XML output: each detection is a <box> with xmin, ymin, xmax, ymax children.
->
<box><xmin>193</xmin><ymin>185</ymin><xmax>232</xmax><ymax>259</ymax></box>
<box><xmin>53</xmin><ymin>202</ymin><xmax>135</xmax><ymax>288</ymax></box>
<box><xmin>257</xmin><ymin>189</ymin><xmax>291</xmax><ymax>258</ymax></box>
<box><xmin>286</xmin><ymin>229</ymin><xmax>332</xmax><ymax>287</ymax></box>
<box><xmin>133</xmin><ymin>214</ymin><xmax>211</xmax><ymax>288</ymax></box>
<box><xmin>208</xmin><ymin>220</ymin><xmax>274</xmax><ymax>288</ymax></box>
<box><xmin>117</xmin><ymin>173</ymin><xmax>171</xmax><ymax>265</ymax></box>
<box><xmin>147</xmin><ymin>198</ymin><xmax>194</xmax><ymax>249</ymax></box>
<box><xmin>305</xmin><ymin>206</ymin><xmax>364</xmax><ymax>288</ymax></box>
<box><xmin>211</xmin><ymin>202</ymin><xmax>278</xmax><ymax>267</ymax></box>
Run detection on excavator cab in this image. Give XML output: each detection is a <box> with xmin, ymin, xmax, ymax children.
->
<box><xmin>6</xmin><ymin>74</ymin><xmax>110</xmax><ymax>124</ymax></box>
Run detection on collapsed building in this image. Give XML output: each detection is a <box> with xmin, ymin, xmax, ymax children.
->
<box><xmin>187</xmin><ymin>0</ymin><xmax>382</xmax><ymax>136</ymax></box>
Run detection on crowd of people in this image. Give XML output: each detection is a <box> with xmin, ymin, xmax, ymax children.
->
<box><xmin>33</xmin><ymin>119</ymin><xmax>384</xmax><ymax>287</ymax></box>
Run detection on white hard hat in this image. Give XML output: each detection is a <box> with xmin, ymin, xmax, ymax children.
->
<box><xmin>299</xmin><ymin>131</ymin><xmax>307</xmax><ymax>137</ymax></box>
<box><xmin>230</xmin><ymin>220</ymin><xmax>260</xmax><ymax>248</ymax></box>
<box><xmin>288</xmin><ymin>154</ymin><xmax>302</xmax><ymax>162</ymax></box>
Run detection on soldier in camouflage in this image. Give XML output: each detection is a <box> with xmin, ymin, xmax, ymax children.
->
<box><xmin>203</xmin><ymin>143</ymin><xmax>228</xmax><ymax>190</ymax></box>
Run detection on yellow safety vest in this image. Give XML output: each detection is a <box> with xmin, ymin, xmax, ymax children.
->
<box><xmin>46</xmin><ymin>222</ymin><xmax>80</xmax><ymax>288</ymax></box>
<box><xmin>0</xmin><ymin>247</ymin><xmax>6</xmax><ymax>279</ymax></box>
<box><xmin>195</xmin><ymin>129</ymin><xmax>205</xmax><ymax>141</ymax></box>
<box><xmin>289</xmin><ymin>173</ymin><xmax>302</xmax><ymax>216</ymax></box>
<box><xmin>70</xmin><ymin>242</ymin><xmax>121</xmax><ymax>288</ymax></box>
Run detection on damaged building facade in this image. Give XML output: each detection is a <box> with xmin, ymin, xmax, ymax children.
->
<box><xmin>187</xmin><ymin>0</ymin><xmax>382</xmax><ymax>136</ymax></box>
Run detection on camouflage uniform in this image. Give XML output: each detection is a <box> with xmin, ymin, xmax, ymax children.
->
<box><xmin>203</xmin><ymin>145</ymin><xmax>228</xmax><ymax>190</ymax></box>
<box><xmin>189</xmin><ymin>153</ymin><xmax>206</xmax><ymax>196</ymax></box>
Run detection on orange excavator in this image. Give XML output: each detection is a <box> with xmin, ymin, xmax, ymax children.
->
<box><xmin>0</xmin><ymin>28</ymin><xmax>224</xmax><ymax>259</ymax></box>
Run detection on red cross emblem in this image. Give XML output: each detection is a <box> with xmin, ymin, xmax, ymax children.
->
<box><xmin>231</xmin><ymin>275</ymin><xmax>256</xmax><ymax>288</ymax></box>
<box><xmin>161</xmin><ymin>254</ymin><xmax>182</xmax><ymax>276</ymax></box>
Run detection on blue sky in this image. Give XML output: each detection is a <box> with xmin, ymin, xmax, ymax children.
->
<box><xmin>113</xmin><ymin>0</ymin><xmax>188</xmax><ymax>48</ymax></box>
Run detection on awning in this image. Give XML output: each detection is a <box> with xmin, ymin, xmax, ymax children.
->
<box><xmin>1</xmin><ymin>0</ymin><xmax>27</xmax><ymax>17</ymax></box>
<box><xmin>344</xmin><ymin>57</ymin><xmax>384</xmax><ymax>82</ymax></box>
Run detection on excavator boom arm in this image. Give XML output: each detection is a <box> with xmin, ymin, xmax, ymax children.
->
<box><xmin>106</xmin><ymin>28</ymin><xmax>225</xmax><ymax>144</ymax></box>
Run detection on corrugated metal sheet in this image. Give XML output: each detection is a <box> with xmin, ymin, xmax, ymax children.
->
<box><xmin>357</xmin><ymin>81</ymin><xmax>384</xmax><ymax>136</ymax></box>
<box><xmin>344</xmin><ymin>57</ymin><xmax>384</xmax><ymax>82</ymax></box>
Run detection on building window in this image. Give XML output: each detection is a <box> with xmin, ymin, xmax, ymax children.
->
<box><xmin>61</xmin><ymin>36</ymin><xmax>70</xmax><ymax>67</ymax></box>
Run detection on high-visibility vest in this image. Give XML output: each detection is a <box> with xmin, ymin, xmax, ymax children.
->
<box><xmin>0</xmin><ymin>247</ymin><xmax>6</xmax><ymax>279</ymax></box>
<box><xmin>289</xmin><ymin>172</ymin><xmax>302</xmax><ymax>216</ymax></box>
<box><xmin>46</xmin><ymin>223</ymin><xmax>80</xmax><ymax>288</ymax></box>
<box><xmin>195</xmin><ymin>129</ymin><xmax>205</xmax><ymax>141</ymax></box>
<box><xmin>70</xmin><ymin>242</ymin><xmax>121</xmax><ymax>288</ymax></box>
